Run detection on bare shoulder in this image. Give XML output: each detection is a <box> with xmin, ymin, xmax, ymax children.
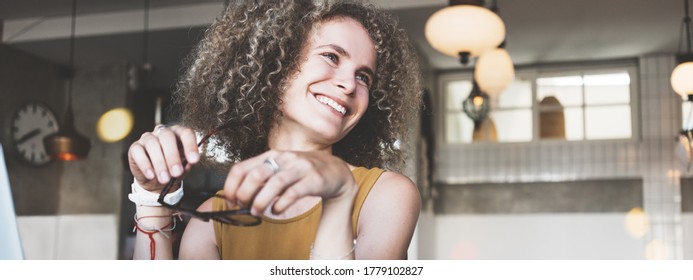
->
<box><xmin>356</xmin><ymin>170</ymin><xmax>420</xmax><ymax>259</ymax></box>
<box><xmin>370</xmin><ymin>171</ymin><xmax>421</xmax><ymax>208</ymax></box>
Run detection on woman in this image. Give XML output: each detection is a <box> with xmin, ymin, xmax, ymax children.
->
<box><xmin>127</xmin><ymin>0</ymin><xmax>422</xmax><ymax>260</ymax></box>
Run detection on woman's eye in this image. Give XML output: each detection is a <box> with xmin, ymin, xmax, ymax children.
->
<box><xmin>356</xmin><ymin>73</ymin><xmax>371</xmax><ymax>87</ymax></box>
<box><xmin>322</xmin><ymin>53</ymin><xmax>338</xmax><ymax>63</ymax></box>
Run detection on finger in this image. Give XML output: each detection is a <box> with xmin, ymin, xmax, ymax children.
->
<box><xmin>128</xmin><ymin>142</ymin><xmax>156</xmax><ymax>182</ymax></box>
<box><xmin>170</xmin><ymin>125</ymin><xmax>200</xmax><ymax>165</ymax></box>
<box><xmin>153</xmin><ymin>124</ymin><xmax>167</xmax><ymax>136</ymax></box>
<box><xmin>271</xmin><ymin>179</ymin><xmax>311</xmax><ymax>214</ymax></box>
<box><xmin>223</xmin><ymin>150</ymin><xmax>276</xmax><ymax>203</ymax></box>
<box><xmin>235</xmin><ymin>160</ymin><xmax>275</xmax><ymax>207</ymax></box>
<box><xmin>251</xmin><ymin>170</ymin><xmax>300</xmax><ymax>216</ymax></box>
<box><xmin>142</xmin><ymin>134</ymin><xmax>171</xmax><ymax>184</ymax></box>
<box><xmin>156</xmin><ymin>128</ymin><xmax>185</xmax><ymax>178</ymax></box>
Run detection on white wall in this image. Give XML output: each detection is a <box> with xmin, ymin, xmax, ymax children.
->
<box><xmin>424</xmin><ymin>214</ymin><xmax>645</xmax><ymax>259</ymax></box>
<box><xmin>684</xmin><ymin>213</ymin><xmax>693</xmax><ymax>260</ymax></box>
<box><xmin>17</xmin><ymin>215</ymin><xmax>118</xmax><ymax>260</ymax></box>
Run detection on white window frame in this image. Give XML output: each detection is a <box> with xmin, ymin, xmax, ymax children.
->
<box><xmin>436</xmin><ymin>60</ymin><xmax>640</xmax><ymax>147</ymax></box>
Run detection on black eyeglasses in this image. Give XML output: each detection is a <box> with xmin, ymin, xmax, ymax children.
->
<box><xmin>157</xmin><ymin>125</ymin><xmax>262</xmax><ymax>226</ymax></box>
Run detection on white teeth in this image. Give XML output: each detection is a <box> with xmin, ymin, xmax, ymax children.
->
<box><xmin>316</xmin><ymin>95</ymin><xmax>347</xmax><ymax>115</ymax></box>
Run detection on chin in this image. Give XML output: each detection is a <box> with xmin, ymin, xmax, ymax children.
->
<box><xmin>309</xmin><ymin>125</ymin><xmax>350</xmax><ymax>145</ymax></box>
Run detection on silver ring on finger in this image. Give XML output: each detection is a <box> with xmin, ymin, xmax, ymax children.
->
<box><xmin>264</xmin><ymin>157</ymin><xmax>280</xmax><ymax>175</ymax></box>
<box><xmin>154</xmin><ymin>124</ymin><xmax>168</xmax><ymax>136</ymax></box>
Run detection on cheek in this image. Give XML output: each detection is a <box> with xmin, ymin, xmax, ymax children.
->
<box><xmin>354</xmin><ymin>91</ymin><xmax>370</xmax><ymax>117</ymax></box>
<box><xmin>304</xmin><ymin>57</ymin><xmax>333</xmax><ymax>76</ymax></box>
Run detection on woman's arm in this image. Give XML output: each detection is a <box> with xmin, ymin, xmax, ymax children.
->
<box><xmin>128</xmin><ymin>125</ymin><xmax>202</xmax><ymax>260</ymax></box>
<box><xmin>310</xmin><ymin>177</ymin><xmax>359</xmax><ymax>259</ymax></box>
<box><xmin>354</xmin><ymin>171</ymin><xmax>421</xmax><ymax>259</ymax></box>
<box><xmin>133</xmin><ymin>206</ymin><xmax>176</xmax><ymax>260</ymax></box>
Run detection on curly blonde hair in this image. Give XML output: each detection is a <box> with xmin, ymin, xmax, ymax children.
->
<box><xmin>173</xmin><ymin>0</ymin><xmax>422</xmax><ymax>171</ymax></box>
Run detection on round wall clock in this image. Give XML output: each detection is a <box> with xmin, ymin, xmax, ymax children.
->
<box><xmin>10</xmin><ymin>102</ymin><xmax>60</xmax><ymax>165</ymax></box>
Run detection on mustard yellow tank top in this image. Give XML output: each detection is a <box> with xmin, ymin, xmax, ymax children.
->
<box><xmin>212</xmin><ymin>166</ymin><xmax>385</xmax><ymax>260</ymax></box>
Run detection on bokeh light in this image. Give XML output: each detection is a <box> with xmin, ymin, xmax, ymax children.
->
<box><xmin>624</xmin><ymin>207</ymin><xmax>649</xmax><ymax>239</ymax></box>
<box><xmin>645</xmin><ymin>239</ymin><xmax>665</xmax><ymax>260</ymax></box>
<box><xmin>97</xmin><ymin>108</ymin><xmax>134</xmax><ymax>143</ymax></box>
<box><xmin>450</xmin><ymin>241</ymin><xmax>479</xmax><ymax>260</ymax></box>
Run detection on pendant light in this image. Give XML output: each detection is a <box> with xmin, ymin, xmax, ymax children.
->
<box><xmin>425</xmin><ymin>0</ymin><xmax>505</xmax><ymax>64</ymax></box>
<box><xmin>672</xmin><ymin>0</ymin><xmax>693</xmax><ymax>99</ymax></box>
<box><xmin>44</xmin><ymin>0</ymin><xmax>91</xmax><ymax>161</ymax></box>
<box><xmin>462</xmin><ymin>80</ymin><xmax>491</xmax><ymax>129</ymax></box>
<box><xmin>474</xmin><ymin>0</ymin><xmax>515</xmax><ymax>99</ymax></box>
<box><xmin>475</xmin><ymin>47</ymin><xmax>514</xmax><ymax>98</ymax></box>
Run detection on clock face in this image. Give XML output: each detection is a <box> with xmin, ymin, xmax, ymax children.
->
<box><xmin>10</xmin><ymin>102</ymin><xmax>60</xmax><ymax>165</ymax></box>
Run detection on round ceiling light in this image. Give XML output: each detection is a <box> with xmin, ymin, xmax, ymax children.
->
<box><xmin>672</xmin><ymin>61</ymin><xmax>693</xmax><ymax>99</ymax></box>
<box><xmin>474</xmin><ymin>47</ymin><xmax>515</xmax><ymax>98</ymax></box>
<box><xmin>425</xmin><ymin>4</ymin><xmax>505</xmax><ymax>64</ymax></box>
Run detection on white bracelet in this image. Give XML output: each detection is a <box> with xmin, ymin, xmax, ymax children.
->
<box><xmin>128</xmin><ymin>179</ymin><xmax>184</xmax><ymax>206</ymax></box>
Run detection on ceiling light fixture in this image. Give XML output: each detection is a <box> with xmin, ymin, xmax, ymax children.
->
<box><xmin>462</xmin><ymin>80</ymin><xmax>491</xmax><ymax>129</ymax></box>
<box><xmin>425</xmin><ymin>0</ymin><xmax>505</xmax><ymax>65</ymax></box>
<box><xmin>672</xmin><ymin>0</ymin><xmax>693</xmax><ymax>99</ymax></box>
<box><xmin>474</xmin><ymin>0</ymin><xmax>515</xmax><ymax>99</ymax></box>
<box><xmin>43</xmin><ymin>0</ymin><xmax>91</xmax><ymax>161</ymax></box>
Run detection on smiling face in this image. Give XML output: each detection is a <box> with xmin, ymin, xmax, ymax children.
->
<box><xmin>272</xmin><ymin>17</ymin><xmax>377</xmax><ymax>150</ymax></box>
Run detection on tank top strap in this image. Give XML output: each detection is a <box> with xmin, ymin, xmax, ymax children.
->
<box><xmin>350</xmin><ymin>167</ymin><xmax>385</xmax><ymax>237</ymax></box>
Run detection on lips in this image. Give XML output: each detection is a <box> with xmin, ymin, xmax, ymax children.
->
<box><xmin>315</xmin><ymin>94</ymin><xmax>348</xmax><ymax>116</ymax></box>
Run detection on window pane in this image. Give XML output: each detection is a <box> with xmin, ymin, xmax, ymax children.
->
<box><xmin>564</xmin><ymin>107</ymin><xmax>584</xmax><ymax>140</ymax></box>
<box><xmin>498</xmin><ymin>79</ymin><xmax>532</xmax><ymax>109</ymax></box>
<box><xmin>446</xmin><ymin>80</ymin><xmax>472</xmax><ymax>111</ymax></box>
<box><xmin>491</xmin><ymin>109</ymin><xmax>533</xmax><ymax>142</ymax></box>
<box><xmin>537</xmin><ymin>75</ymin><xmax>583</xmax><ymax>106</ymax></box>
<box><xmin>446</xmin><ymin>112</ymin><xmax>474</xmax><ymax>144</ymax></box>
<box><xmin>584</xmin><ymin>72</ymin><xmax>630</xmax><ymax>85</ymax></box>
<box><xmin>537</xmin><ymin>76</ymin><xmax>583</xmax><ymax>86</ymax></box>
<box><xmin>585</xmin><ymin>105</ymin><xmax>632</xmax><ymax>139</ymax></box>
<box><xmin>585</xmin><ymin>85</ymin><xmax>630</xmax><ymax>105</ymax></box>
<box><xmin>584</xmin><ymin>72</ymin><xmax>630</xmax><ymax>105</ymax></box>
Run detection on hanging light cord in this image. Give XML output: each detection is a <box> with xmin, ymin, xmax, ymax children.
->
<box><xmin>142</xmin><ymin>0</ymin><xmax>150</xmax><ymax>66</ymax></box>
<box><xmin>65</xmin><ymin>0</ymin><xmax>77</xmax><ymax>113</ymax></box>
<box><xmin>69</xmin><ymin>0</ymin><xmax>76</xmax><ymax>69</ymax></box>
<box><xmin>681</xmin><ymin>0</ymin><xmax>691</xmax><ymax>55</ymax></box>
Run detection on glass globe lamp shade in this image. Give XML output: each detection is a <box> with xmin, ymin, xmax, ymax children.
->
<box><xmin>474</xmin><ymin>47</ymin><xmax>515</xmax><ymax>98</ymax></box>
<box><xmin>462</xmin><ymin>81</ymin><xmax>491</xmax><ymax>128</ymax></box>
<box><xmin>671</xmin><ymin>61</ymin><xmax>693</xmax><ymax>99</ymax></box>
<box><xmin>425</xmin><ymin>5</ymin><xmax>505</xmax><ymax>64</ymax></box>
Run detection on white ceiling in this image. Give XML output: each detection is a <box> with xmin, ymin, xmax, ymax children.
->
<box><xmin>395</xmin><ymin>0</ymin><xmax>684</xmax><ymax>69</ymax></box>
<box><xmin>0</xmin><ymin>0</ymin><xmax>687</xmax><ymax>86</ymax></box>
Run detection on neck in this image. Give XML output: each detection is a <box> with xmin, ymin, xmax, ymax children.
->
<box><xmin>268</xmin><ymin>122</ymin><xmax>334</xmax><ymax>155</ymax></box>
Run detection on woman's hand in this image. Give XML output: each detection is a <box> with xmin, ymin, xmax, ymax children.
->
<box><xmin>222</xmin><ymin>150</ymin><xmax>358</xmax><ymax>216</ymax></box>
<box><xmin>127</xmin><ymin>125</ymin><xmax>201</xmax><ymax>192</ymax></box>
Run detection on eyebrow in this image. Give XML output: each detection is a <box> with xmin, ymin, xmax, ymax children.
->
<box><xmin>318</xmin><ymin>44</ymin><xmax>375</xmax><ymax>79</ymax></box>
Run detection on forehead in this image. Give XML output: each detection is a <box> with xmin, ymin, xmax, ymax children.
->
<box><xmin>309</xmin><ymin>17</ymin><xmax>377</xmax><ymax>67</ymax></box>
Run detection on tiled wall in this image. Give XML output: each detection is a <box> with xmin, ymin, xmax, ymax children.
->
<box><xmin>433</xmin><ymin>55</ymin><xmax>685</xmax><ymax>259</ymax></box>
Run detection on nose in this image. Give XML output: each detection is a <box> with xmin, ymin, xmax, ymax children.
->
<box><xmin>333</xmin><ymin>70</ymin><xmax>356</xmax><ymax>95</ymax></box>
